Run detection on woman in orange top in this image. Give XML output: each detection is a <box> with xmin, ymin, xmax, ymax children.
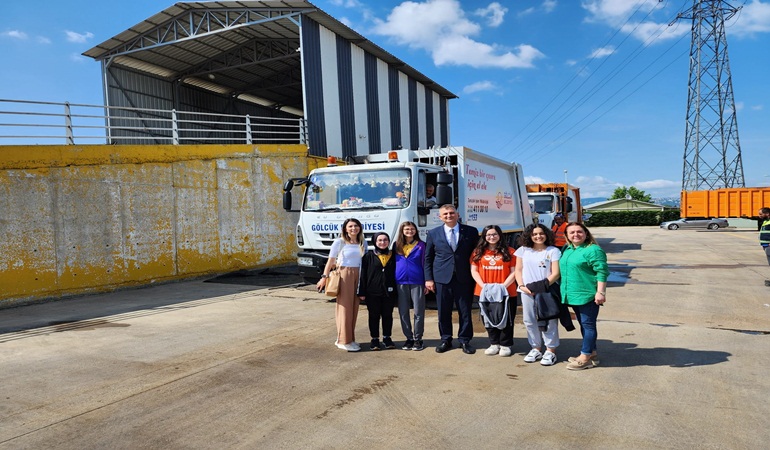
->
<box><xmin>470</xmin><ymin>225</ymin><xmax>518</xmax><ymax>357</ymax></box>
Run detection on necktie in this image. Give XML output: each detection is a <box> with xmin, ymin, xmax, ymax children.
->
<box><xmin>449</xmin><ymin>228</ymin><xmax>457</xmax><ymax>251</ymax></box>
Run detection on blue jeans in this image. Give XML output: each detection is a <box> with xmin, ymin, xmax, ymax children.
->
<box><xmin>572</xmin><ymin>301</ymin><xmax>600</xmax><ymax>355</ymax></box>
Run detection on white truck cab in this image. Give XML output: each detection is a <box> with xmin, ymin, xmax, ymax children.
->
<box><xmin>283</xmin><ymin>147</ymin><xmax>531</xmax><ymax>283</ymax></box>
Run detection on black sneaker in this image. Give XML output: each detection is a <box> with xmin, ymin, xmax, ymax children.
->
<box><xmin>383</xmin><ymin>337</ymin><xmax>396</xmax><ymax>349</ymax></box>
<box><xmin>402</xmin><ymin>340</ymin><xmax>414</xmax><ymax>350</ymax></box>
<box><xmin>412</xmin><ymin>340</ymin><xmax>425</xmax><ymax>351</ymax></box>
<box><xmin>370</xmin><ymin>338</ymin><xmax>381</xmax><ymax>351</ymax></box>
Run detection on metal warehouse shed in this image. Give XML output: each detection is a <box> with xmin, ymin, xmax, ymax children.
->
<box><xmin>84</xmin><ymin>0</ymin><xmax>457</xmax><ymax>157</ymax></box>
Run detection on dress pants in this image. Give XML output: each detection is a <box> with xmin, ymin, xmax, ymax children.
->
<box><xmin>435</xmin><ymin>275</ymin><xmax>474</xmax><ymax>343</ymax></box>
<box><xmin>335</xmin><ymin>267</ymin><xmax>360</xmax><ymax>345</ymax></box>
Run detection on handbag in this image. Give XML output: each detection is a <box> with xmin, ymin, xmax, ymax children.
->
<box><xmin>325</xmin><ymin>244</ymin><xmax>343</xmax><ymax>297</ymax></box>
<box><xmin>325</xmin><ymin>268</ymin><xmax>341</xmax><ymax>297</ymax></box>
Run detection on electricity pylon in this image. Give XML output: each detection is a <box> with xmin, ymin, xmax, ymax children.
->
<box><xmin>674</xmin><ymin>0</ymin><xmax>744</xmax><ymax>191</ymax></box>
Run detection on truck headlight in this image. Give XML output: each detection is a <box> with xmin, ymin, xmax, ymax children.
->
<box><xmin>296</xmin><ymin>225</ymin><xmax>304</xmax><ymax>246</ymax></box>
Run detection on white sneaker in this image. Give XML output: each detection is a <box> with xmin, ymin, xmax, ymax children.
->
<box><xmin>341</xmin><ymin>343</ymin><xmax>360</xmax><ymax>352</ymax></box>
<box><xmin>499</xmin><ymin>346</ymin><xmax>512</xmax><ymax>357</ymax></box>
<box><xmin>540</xmin><ymin>351</ymin><xmax>557</xmax><ymax>366</ymax></box>
<box><xmin>524</xmin><ymin>348</ymin><xmax>543</xmax><ymax>363</ymax></box>
<box><xmin>349</xmin><ymin>341</ymin><xmax>361</xmax><ymax>351</ymax></box>
<box><xmin>484</xmin><ymin>344</ymin><xmax>501</xmax><ymax>355</ymax></box>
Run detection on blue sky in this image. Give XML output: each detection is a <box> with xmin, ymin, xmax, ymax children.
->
<box><xmin>1</xmin><ymin>0</ymin><xmax>769</xmax><ymax>198</ymax></box>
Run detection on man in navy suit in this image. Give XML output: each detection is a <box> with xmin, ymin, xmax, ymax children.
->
<box><xmin>424</xmin><ymin>204</ymin><xmax>478</xmax><ymax>354</ymax></box>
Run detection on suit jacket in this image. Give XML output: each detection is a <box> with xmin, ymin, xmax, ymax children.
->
<box><xmin>424</xmin><ymin>223</ymin><xmax>478</xmax><ymax>285</ymax></box>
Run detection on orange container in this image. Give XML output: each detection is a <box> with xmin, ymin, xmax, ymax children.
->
<box><xmin>681</xmin><ymin>188</ymin><xmax>770</xmax><ymax>219</ymax></box>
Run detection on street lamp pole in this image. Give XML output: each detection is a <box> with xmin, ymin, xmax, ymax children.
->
<box><xmin>564</xmin><ymin>170</ymin><xmax>568</xmax><ymax>185</ymax></box>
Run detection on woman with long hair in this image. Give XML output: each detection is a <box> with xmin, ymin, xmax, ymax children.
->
<box><xmin>317</xmin><ymin>218</ymin><xmax>367</xmax><ymax>352</ymax></box>
<box><xmin>393</xmin><ymin>221</ymin><xmax>427</xmax><ymax>351</ymax></box>
<box><xmin>514</xmin><ymin>223</ymin><xmax>562</xmax><ymax>366</ymax></box>
<box><xmin>470</xmin><ymin>225</ymin><xmax>518</xmax><ymax>356</ymax></box>
<box><xmin>559</xmin><ymin>222</ymin><xmax>609</xmax><ymax>370</ymax></box>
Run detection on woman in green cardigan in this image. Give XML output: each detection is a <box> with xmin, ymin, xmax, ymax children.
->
<box><xmin>559</xmin><ymin>223</ymin><xmax>609</xmax><ymax>370</ymax></box>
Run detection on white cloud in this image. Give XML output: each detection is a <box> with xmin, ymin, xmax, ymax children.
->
<box><xmin>751</xmin><ymin>104</ymin><xmax>764</xmax><ymax>110</ymax></box>
<box><xmin>589</xmin><ymin>45</ymin><xmax>615</xmax><ymax>58</ymax></box>
<box><xmin>525</xmin><ymin>176</ymin><xmax>549</xmax><ymax>184</ymax></box>
<box><xmin>70</xmin><ymin>53</ymin><xmax>87</xmax><ymax>63</ymax></box>
<box><xmin>2</xmin><ymin>30</ymin><xmax>28</xmax><ymax>40</ymax></box>
<box><xmin>565</xmin><ymin>59</ymin><xmax>578</xmax><ymax>66</ymax></box>
<box><xmin>371</xmin><ymin>0</ymin><xmax>545</xmax><ymax>68</ymax></box>
<box><xmin>735</xmin><ymin>101</ymin><xmax>744</xmax><ymax>112</ymax></box>
<box><xmin>330</xmin><ymin>0</ymin><xmax>363</xmax><ymax>7</ymax></box>
<box><xmin>65</xmin><ymin>30</ymin><xmax>94</xmax><ymax>43</ymax></box>
<box><xmin>582</xmin><ymin>0</ymin><xmax>688</xmax><ymax>43</ymax></box>
<box><xmin>634</xmin><ymin>179</ymin><xmax>679</xmax><ymax>190</ymax></box>
<box><xmin>518</xmin><ymin>7</ymin><xmax>536</xmax><ymax>17</ymax></box>
<box><xmin>463</xmin><ymin>80</ymin><xmax>498</xmax><ymax>94</ymax></box>
<box><xmin>37</xmin><ymin>36</ymin><xmax>51</xmax><ymax>44</ymax></box>
<box><xmin>518</xmin><ymin>0</ymin><xmax>556</xmax><ymax>17</ymax></box>
<box><xmin>728</xmin><ymin>0</ymin><xmax>770</xmax><ymax>35</ymax></box>
<box><xmin>574</xmin><ymin>175</ymin><xmax>623</xmax><ymax>198</ymax></box>
<box><xmin>474</xmin><ymin>3</ymin><xmax>507</xmax><ymax>27</ymax></box>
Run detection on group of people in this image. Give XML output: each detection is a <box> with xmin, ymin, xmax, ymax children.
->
<box><xmin>315</xmin><ymin>204</ymin><xmax>609</xmax><ymax>371</ymax></box>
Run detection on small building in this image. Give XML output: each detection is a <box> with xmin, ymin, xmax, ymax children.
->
<box><xmin>583</xmin><ymin>198</ymin><xmax>668</xmax><ymax>212</ymax></box>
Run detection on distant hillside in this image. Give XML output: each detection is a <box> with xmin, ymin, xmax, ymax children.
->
<box><xmin>582</xmin><ymin>197</ymin><xmax>607</xmax><ymax>206</ymax></box>
<box><xmin>653</xmin><ymin>197</ymin><xmax>680</xmax><ymax>207</ymax></box>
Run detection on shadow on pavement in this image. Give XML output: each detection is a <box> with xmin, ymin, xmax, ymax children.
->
<box><xmin>557</xmin><ymin>338</ymin><xmax>731</xmax><ymax>368</ymax></box>
<box><xmin>0</xmin><ymin>265</ymin><xmax>308</xmax><ymax>338</ymax></box>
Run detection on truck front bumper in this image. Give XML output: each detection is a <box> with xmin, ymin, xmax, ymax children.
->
<box><xmin>297</xmin><ymin>250</ymin><xmax>330</xmax><ymax>282</ymax></box>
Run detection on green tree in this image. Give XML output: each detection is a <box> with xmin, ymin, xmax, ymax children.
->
<box><xmin>610</xmin><ymin>186</ymin><xmax>652</xmax><ymax>203</ymax></box>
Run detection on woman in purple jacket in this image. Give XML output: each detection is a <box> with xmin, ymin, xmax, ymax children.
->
<box><xmin>393</xmin><ymin>221</ymin><xmax>427</xmax><ymax>351</ymax></box>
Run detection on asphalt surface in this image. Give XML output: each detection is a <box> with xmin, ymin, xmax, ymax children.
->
<box><xmin>1</xmin><ymin>226</ymin><xmax>769</xmax><ymax>449</ymax></box>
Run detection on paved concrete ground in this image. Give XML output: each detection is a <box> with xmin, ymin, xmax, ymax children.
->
<box><xmin>1</xmin><ymin>227</ymin><xmax>769</xmax><ymax>449</ymax></box>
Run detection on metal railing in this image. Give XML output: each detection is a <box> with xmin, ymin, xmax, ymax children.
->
<box><xmin>0</xmin><ymin>99</ymin><xmax>307</xmax><ymax>145</ymax></box>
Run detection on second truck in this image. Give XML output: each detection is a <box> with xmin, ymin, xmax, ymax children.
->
<box><xmin>526</xmin><ymin>183</ymin><xmax>582</xmax><ymax>229</ymax></box>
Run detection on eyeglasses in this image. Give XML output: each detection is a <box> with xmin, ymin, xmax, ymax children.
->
<box><xmin>485</xmin><ymin>233</ymin><xmax>499</xmax><ymax>237</ymax></box>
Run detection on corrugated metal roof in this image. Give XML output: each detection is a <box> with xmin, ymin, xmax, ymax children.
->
<box><xmin>84</xmin><ymin>1</ymin><xmax>455</xmax><ymax>111</ymax></box>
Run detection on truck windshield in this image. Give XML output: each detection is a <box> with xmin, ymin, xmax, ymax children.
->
<box><xmin>531</xmin><ymin>197</ymin><xmax>554</xmax><ymax>214</ymax></box>
<box><xmin>303</xmin><ymin>168</ymin><xmax>411</xmax><ymax>211</ymax></box>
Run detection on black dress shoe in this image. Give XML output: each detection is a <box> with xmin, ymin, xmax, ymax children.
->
<box><xmin>461</xmin><ymin>343</ymin><xmax>476</xmax><ymax>354</ymax></box>
<box><xmin>435</xmin><ymin>341</ymin><xmax>452</xmax><ymax>353</ymax></box>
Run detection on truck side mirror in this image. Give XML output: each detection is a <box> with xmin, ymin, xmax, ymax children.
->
<box><xmin>417</xmin><ymin>206</ymin><xmax>431</xmax><ymax>216</ymax></box>
<box><xmin>283</xmin><ymin>191</ymin><xmax>292</xmax><ymax>211</ymax></box>
<box><xmin>436</xmin><ymin>172</ymin><xmax>454</xmax><ymax>207</ymax></box>
<box><xmin>566</xmin><ymin>197</ymin><xmax>573</xmax><ymax>213</ymax></box>
<box><xmin>283</xmin><ymin>180</ymin><xmax>294</xmax><ymax>191</ymax></box>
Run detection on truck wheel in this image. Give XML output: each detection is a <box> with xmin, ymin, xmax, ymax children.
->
<box><xmin>707</xmin><ymin>223</ymin><xmax>719</xmax><ymax>230</ymax></box>
<box><xmin>668</xmin><ymin>224</ymin><xmax>679</xmax><ymax>230</ymax></box>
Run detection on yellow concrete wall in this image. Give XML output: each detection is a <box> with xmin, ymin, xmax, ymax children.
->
<box><xmin>0</xmin><ymin>144</ymin><xmax>314</xmax><ymax>306</ymax></box>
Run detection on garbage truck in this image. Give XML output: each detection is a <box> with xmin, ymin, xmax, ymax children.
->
<box><xmin>282</xmin><ymin>147</ymin><xmax>533</xmax><ymax>283</ymax></box>
<box><xmin>526</xmin><ymin>183</ymin><xmax>582</xmax><ymax>229</ymax></box>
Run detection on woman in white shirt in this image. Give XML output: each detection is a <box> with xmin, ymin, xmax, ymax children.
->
<box><xmin>514</xmin><ymin>224</ymin><xmax>562</xmax><ymax>366</ymax></box>
<box><xmin>317</xmin><ymin>218</ymin><xmax>368</xmax><ymax>352</ymax></box>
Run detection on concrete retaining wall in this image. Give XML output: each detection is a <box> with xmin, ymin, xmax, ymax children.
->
<box><xmin>0</xmin><ymin>144</ymin><xmax>312</xmax><ymax>306</ymax></box>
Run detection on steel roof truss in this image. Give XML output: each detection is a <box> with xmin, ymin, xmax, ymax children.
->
<box><xmin>180</xmin><ymin>39</ymin><xmax>300</xmax><ymax>79</ymax></box>
<box><xmin>107</xmin><ymin>9</ymin><xmax>304</xmax><ymax>59</ymax></box>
